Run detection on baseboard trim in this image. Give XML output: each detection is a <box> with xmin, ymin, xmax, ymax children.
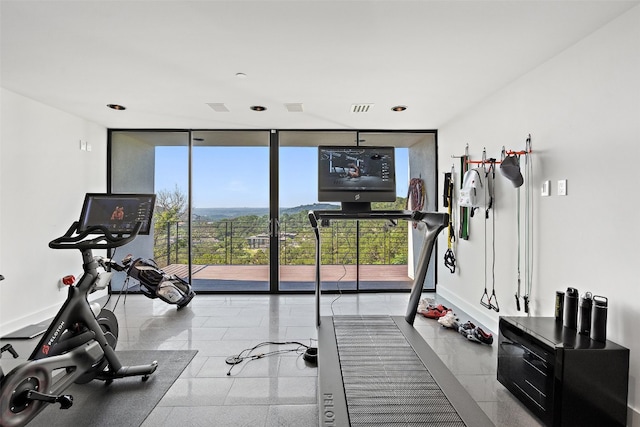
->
<box><xmin>436</xmin><ymin>285</ymin><xmax>498</xmax><ymax>334</ymax></box>
<box><xmin>629</xmin><ymin>405</ymin><xmax>640</xmax><ymax>427</ymax></box>
<box><xmin>0</xmin><ymin>289</ymin><xmax>107</xmax><ymax>337</ymax></box>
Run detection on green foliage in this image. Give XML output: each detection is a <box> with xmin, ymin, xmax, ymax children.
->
<box><xmin>154</xmin><ymin>197</ymin><xmax>410</xmax><ymax>267</ymax></box>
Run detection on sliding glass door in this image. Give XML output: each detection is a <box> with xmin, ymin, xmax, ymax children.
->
<box><xmin>109</xmin><ymin>129</ymin><xmax>437</xmax><ymax>294</ymax></box>
<box><xmin>278</xmin><ymin>131</ymin><xmax>358</xmax><ymax>292</ymax></box>
<box><xmin>276</xmin><ymin>131</ymin><xmax>433</xmax><ymax>292</ymax></box>
<box><xmin>190</xmin><ymin>131</ymin><xmax>271</xmax><ymax>292</ymax></box>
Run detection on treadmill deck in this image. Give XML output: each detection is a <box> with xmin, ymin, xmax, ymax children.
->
<box><xmin>318</xmin><ymin>315</ymin><xmax>494</xmax><ymax>427</ymax></box>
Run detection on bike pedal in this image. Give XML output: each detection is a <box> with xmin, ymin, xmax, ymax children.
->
<box><xmin>1</xmin><ymin>343</ymin><xmax>19</xmax><ymax>358</ymax></box>
<box><xmin>26</xmin><ymin>390</ymin><xmax>74</xmax><ymax>409</ymax></box>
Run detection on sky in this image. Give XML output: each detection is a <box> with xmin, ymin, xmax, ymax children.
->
<box><xmin>155</xmin><ymin>146</ymin><xmax>409</xmax><ymax>208</ymax></box>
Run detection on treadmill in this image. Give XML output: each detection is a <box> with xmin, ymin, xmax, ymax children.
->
<box><xmin>308</xmin><ymin>209</ymin><xmax>494</xmax><ymax>427</ymax></box>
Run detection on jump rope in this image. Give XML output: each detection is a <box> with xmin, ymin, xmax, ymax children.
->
<box><xmin>512</xmin><ymin>135</ymin><xmax>534</xmax><ymax>312</ymax></box>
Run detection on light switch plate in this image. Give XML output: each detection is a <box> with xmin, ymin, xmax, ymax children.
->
<box><xmin>541</xmin><ymin>180</ymin><xmax>550</xmax><ymax>197</ymax></box>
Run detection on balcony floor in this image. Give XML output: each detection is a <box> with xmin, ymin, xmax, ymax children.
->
<box><xmin>160</xmin><ymin>264</ymin><xmax>415</xmax><ymax>292</ymax></box>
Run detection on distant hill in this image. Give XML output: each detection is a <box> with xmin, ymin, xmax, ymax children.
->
<box><xmin>280</xmin><ymin>203</ymin><xmax>339</xmax><ymax>215</ymax></box>
<box><xmin>193</xmin><ymin>203</ymin><xmax>339</xmax><ymax>221</ymax></box>
<box><xmin>193</xmin><ymin>207</ymin><xmax>268</xmax><ymax>221</ymax></box>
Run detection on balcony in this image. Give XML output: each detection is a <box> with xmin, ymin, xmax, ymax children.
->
<box><xmin>153</xmin><ymin>217</ymin><xmax>413</xmax><ymax>292</ymax></box>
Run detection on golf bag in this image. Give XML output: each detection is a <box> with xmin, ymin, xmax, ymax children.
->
<box><xmin>126</xmin><ymin>258</ymin><xmax>195</xmax><ymax>308</ymax></box>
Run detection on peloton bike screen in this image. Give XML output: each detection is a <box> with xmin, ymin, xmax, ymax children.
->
<box><xmin>78</xmin><ymin>193</ymin><xmax>156</xmax><ymax>235</ymax></box>
<box><xmin>318</xmin><ymin>146</ymin><xmax>396</xmax><ymax>211</ymax></box>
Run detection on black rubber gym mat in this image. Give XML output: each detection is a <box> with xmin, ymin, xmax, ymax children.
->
<box><xmin>27</xmin><ymin>350</ymin><xmax>197</xmax><ymax>427</ymax></box>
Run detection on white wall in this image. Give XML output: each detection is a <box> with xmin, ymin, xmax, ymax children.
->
<box><xmin>0</xmin><ymin>88</ymin><xmax>107</xmax><ymax>336</ymax></box>
<box><xmin>436</xmin><ymin>5</ymin><xmax>640</xmax><ymax>422</ymax></box>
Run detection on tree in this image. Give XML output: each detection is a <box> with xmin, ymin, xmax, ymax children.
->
<box><xmin>155</xmin><ymin>185</ymin><xmax>187</xmax><ymax>224</ymax></box>
<box><xmin>154</xmin><ymin>185</ymin><xmax>188</xmax><ymax>260</ymax></box>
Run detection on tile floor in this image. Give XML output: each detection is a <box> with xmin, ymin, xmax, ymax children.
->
<box><xmin>1</xmin><ymin>292</ymin><xmax>543</xmax><ymax>426</ymax></box>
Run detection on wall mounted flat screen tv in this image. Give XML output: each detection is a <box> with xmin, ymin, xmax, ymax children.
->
<box><xmin>318</xmin><ymin>146</ymin><xmax>396</xmax><ymax>211</ymax></box>
<box><xmin>78</xmin><ymin>193</ymin><xmax>156</xmax><ymax>235</ymax></box>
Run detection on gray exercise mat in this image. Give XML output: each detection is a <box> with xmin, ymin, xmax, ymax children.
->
<box><xmin>28</xmin><ymin>350</ymin><xmax>197</xmax><ymax>427</ymax></box>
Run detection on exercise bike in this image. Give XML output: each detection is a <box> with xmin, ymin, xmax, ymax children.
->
<box><xmin>0</xmin><ymin>195</ymin><xmax>158</xmax><ymax>427</ymax></box>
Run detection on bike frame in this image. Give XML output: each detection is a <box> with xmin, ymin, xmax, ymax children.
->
<box><xmin>30</xmin><ymin>248</ymin><xmax>118</xmax><ymax>367</ymax></box>
<box><xmin>1</xmin><ymin>220</ymin><xmax>157</xmax><ymax>427</ymax></box>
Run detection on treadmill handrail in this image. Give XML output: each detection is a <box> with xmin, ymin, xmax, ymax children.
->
<box><xmin>308</xmin><ymin>210</ymin><xmax>449</xmax><ymax>327</ymax></box>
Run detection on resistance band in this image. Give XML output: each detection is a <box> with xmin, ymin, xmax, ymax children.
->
<box><xmin>512</xmin><ymin>135</ymin><xmax>534</xmax><ymax>313</ymax></box>
<box><xmin>443</xmin><ymin>170</ymin><xmax>456</xmax><ymax>273</ymax></box>
<box><xmin>480</xmin><ymin>159</ymin><xmax>499</xmax><ymax>312</ymax></box>
<box><xmin>459</xmin><ymin>155</ymin><xmax>470</xmax><ymax>240</ymax></box>
<box><xmin>523</xmin><ymin>135</ymin><xmax>534</xmax><ymax>313</ymax></box>
<box><xmin>515</xmin><ymin>175</ymin><xmax>522</xmax><ymax>311</ymax></box>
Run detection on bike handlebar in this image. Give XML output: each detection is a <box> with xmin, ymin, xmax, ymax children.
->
<box><xmin>49</xmin><ymin>221</ymin><xmax>142</xmax><ymax>250</ymax></box>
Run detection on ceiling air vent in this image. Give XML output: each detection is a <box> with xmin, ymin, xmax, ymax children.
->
<box><xmin>285</xmin><ymin>103</ymin><xmax>304</xmax><ymax>112</ymax></box>
<box><xmin>351</xmin><ymin>103</ymin><xmax>374</xmax><ymax>113</ymax></box>
<box><xmin>206</xmin><ymin>103</ymin><xmax>230</xmax><ymax>112</ymax></box>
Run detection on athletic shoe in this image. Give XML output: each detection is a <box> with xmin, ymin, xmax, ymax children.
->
<box><xmin>418</xmin><ymin>299</ymin><xmax>451</xmax><ymax>319</ymax></box>
<box><xmin>457</xmin><ymin>321</ymin><xmax>475</xmax><ymax>337</ymax></box>
<box><xmin>437</xmin><ymin>311</ymin><xmax>459</xmax><ymax>329</ymax></box>
<box><xmin>471</xmin><ymin>326</ymin><xmax>494</xmax><ymax>345</ymax></box>
<box><xmin>417</xmin><ymin>297</ymin><xmax>436</xmax><ymax>313</ymax></box>
<box><xmin>422</xmin><ymin>305</ymin><xmax>452</xmax><ymax>319</ymax></box>
<box><xmin>422</xmin><ymin>307</ymin><xmax>442</xmax><ymax>319</ymax></box>
<box><xmin>435</xmin><ymin>304</ymin><xmax>448</xmax><ymax>312</ymax></box>
<box><xmin>466</xmin><ymin>331</ymin><xmax>481</xmax><ymax>343</ymax></box>
<box><xmin>457</xmin><ymin>322</ymin><xmax>494</xmax><ymax>345</ymax></box>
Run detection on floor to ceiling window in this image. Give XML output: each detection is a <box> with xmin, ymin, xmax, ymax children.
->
<box><xmin>278</xmin><ymin>131</ymin><xmax>358</xmax><ymax>292</ymax></box>
<box><xmin>109</xmin><ymin>129</ymin><xmax>437</xmax><ymax>294</ymax></box>
<box><xmin>189</xmin><ymin>131</ymin><xmax>271</xmax><ymax>292</ymax></box>
<box><xmin>356</xmin><ymin>132</ymin><xmax>413</xmax><ymax>291</ymax></box>
<box><xmin>109</xmin><ymin>130</ymin><xmax>190</xmax><ymax>291</ymax></box>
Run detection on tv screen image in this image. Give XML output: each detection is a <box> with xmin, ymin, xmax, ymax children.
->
<box><xmin>78</xmin><ymin>193</ymin><xmax>156</xmax><ymax>235</ymax></box>
<box><xmin>318</xmin><ymin>146</ymin><xmax>396</xmax><ymax>209</ymax></box>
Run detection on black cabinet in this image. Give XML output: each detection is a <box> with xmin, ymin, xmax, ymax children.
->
<box><xmin>497</xmin><ymin>316</ymin><xmax>629</xmax><ymax>427</ymax></box>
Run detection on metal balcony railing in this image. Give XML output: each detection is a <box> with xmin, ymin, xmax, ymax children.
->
<box><xmin>153</xmin><ymin>217</ymin><xmax>408</xmax><ymax>269</ymax></box>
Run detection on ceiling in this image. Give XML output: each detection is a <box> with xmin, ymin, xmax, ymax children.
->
<box><xmin>1</xmin><ymin>1</ymin><xmax>638</xmax><ymax>131</ymax></box>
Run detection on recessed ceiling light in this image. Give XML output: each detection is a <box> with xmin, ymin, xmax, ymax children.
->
<box><xmin>250</xmin><ymin>105</ymin><xmax>267</xmax><ymax>111</ymax></box>
<box><xmin>236</xmin><ymin>72</ymin><xmax>247</xmax><ymax>78</ymax></box>
<box><xmin>391</xmin><ymin>105</ymin><xmax>407</xmax><ymax>112</ymax></box>
<box><xmin>107</xmin><ymin>104</ymin><xmax>126</xmax><ymax>110</ymax></box>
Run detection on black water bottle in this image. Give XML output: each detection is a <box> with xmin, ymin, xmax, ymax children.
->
<box><xmin>591</xmin><ymin>296</ymin><xmax>608</xmax><ymax>342</ymax></box>
<box><xmin>555</xmin><ymin>291</ymin><xmax>564</xmax><ymax>324</ymax></box>
<box><xmin>578</xmin><ymin>292</ymin><xmax>592</xmax><ymax>335</ymax></box>
<box><xmin>563</xmin><ymin>287</ymin><xmax>579</xmax><ymax>329</ymax></box>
